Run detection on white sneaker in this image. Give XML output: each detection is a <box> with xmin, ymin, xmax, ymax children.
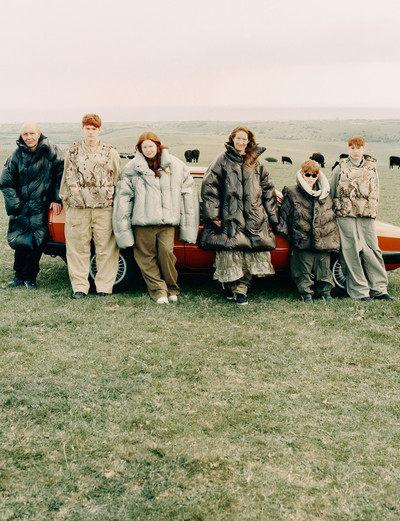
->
<box><xmin>168</xmin><ymin>295</ymin><xmax>178</xmax><ymax>302</ymax></box>
<box><xmin>156</xmin><ymin>296</ymin><xmax>169</xmax><ymax>304</ymax></box>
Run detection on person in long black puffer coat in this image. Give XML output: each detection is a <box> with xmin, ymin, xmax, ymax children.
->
<box><xmin>200</xmin><ymin>125</ymin><xmax>279</xmax><ymax>305</ymax></box>
<box><xmin>0</xmin><ymin>122</ymin><xmax>64</xmax><ymax>289</ymax></box>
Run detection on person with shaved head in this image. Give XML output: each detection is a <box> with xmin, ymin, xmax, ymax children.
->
<box><xmin>0</xmin><ymin>122</ymin><xmax>64</xmax><ymax>289</ymax></box>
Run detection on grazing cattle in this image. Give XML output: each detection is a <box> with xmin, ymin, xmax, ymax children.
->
<box><xmin>390</xmin><ymin>156</ymin><xmax>400</xmax><ymax>168</ymax></box>
<box><xmin>184</xmin><ymin>150</ymin><xmax>192</xmax><ymax>162</ymax></box>
<box><xmin>119</xmin><ymin>153</ymin><xmax>135</xmax><ymax>159</ymax></box>
<box><xmin>309</xmin><ymin>152</ymin><xmax>325</xmax><ymax>168</ymax></box>
<box><xmin>190</xmin><ymin>149</ymin><xmax>200</xmax><ymax>163</ymax></box>
<box><xmin>282</xmin><ymin>156</ymin><xmax>292</xmax><ymax>165</ymax></box>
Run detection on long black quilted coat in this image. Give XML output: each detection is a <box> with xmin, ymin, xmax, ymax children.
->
<box><xmin>200</xmin><ymin>144</ymin><xmax>278</xmax><ymax>251</ymax></box>
<box><xmin>0</xmin><ymin>135</ymin><xmax>64</xmax><ymax>250</ymax></box>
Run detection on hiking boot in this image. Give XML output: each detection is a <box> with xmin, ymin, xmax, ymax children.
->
<box><xmin>8</xmin><ymin>276</ymin><xmax>24</xmax><ymax>288</ymax></box>
<box><xmin>235</xmin><ymin>293</ymin><xmax>248</xmax><ymax>306</ymax></box>
<box><xmin>301</xmin><ymin>295</ymin><xmax>313</xmax><ymax>304</ymax></box>
<box><xmin>360</xmin><ymin>297</ymin><xmax>373</xmax><ymax>302</ymax></box>
<box><xmin>72</xmin><ymin>291</ymin><xmax>86</xmax><ymax>299</ymax></box>
<box><xmin>24</xmin><ymin>280</ymin><xmax>37</xmax><ymax>289</ymax></box>
<box><xmin>97</xmin><ymin>292</ymin><xmax>111</xmax><ymax>297</ymax></box>
<box><xmin>321</xmin><ymin>294</ymin><xmax>334</xmax><ymax>303</ymax></box>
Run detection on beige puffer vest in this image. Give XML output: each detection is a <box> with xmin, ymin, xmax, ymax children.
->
<box><xmin>333</xmin><ymin>157</ymin><xmax>379</xmax><ymax>218</ymax></box>
<box><xmin>64</xmin><ymin>142</ymin><xmax>115</xmax><ymax>208</ymax></box>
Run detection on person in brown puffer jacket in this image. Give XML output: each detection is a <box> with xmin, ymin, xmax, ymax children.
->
<box><xmin>200</xmin><ymin>126</ymin><xmax>279</xmax><ymax>305</ymax></box>
<box><xmin>278</xmin><ymin>159</ymin><xmax>340</xmax><ymax>303</ymax></box>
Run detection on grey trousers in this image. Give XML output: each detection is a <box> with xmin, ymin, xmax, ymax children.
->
<box><xmin>336</xmin><ymin>217</ymin><xmax>388</xmax><ymax>299</ymax></box>
<box><xmin>291</xmin><ymin>248</ymin><xmax>334</xmax><ymax>296</ymax></box>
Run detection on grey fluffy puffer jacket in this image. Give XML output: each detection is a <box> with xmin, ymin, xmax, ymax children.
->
<box><xmin>199</xmin><ymin>144</ymin><xmax>279</xmax><ymax>251</ymax></box>
<box><xmin>277</xmin><ymin>170</ymin><xmax>340</xmax><ymax>252</ymax></box>
<box><xmin>0</xmin><ymin>135</ymin><xmax>64</xmax><ymax>250</ymax></box>
<box><xmin>113</xmin><ymin>150</ymin><xmax>200</xmax><ymax>247</ymax></box>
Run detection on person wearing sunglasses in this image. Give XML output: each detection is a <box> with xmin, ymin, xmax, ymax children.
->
<box><xmin>278</xmin><ymin>159</ymin><xmax>340</xmax><ymax>303</ymax></box>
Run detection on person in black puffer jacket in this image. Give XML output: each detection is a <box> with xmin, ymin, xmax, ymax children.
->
<box><xmin>278</xmin><ymin>159</ymin><xmax>340</xmax><ymax>303</ymax></box>
<box><xmin>0</xmin><ymin>122</ymin><xmax>64</xmax><ymax>289</ymax></box>
<box><xmin>200</xmin><ymin>126</ymin><xmax>279</xmax><ymax>305</ymax></box>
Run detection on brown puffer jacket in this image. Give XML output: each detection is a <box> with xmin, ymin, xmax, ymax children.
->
<box><xmin>200</xmin><ymin>144</ymin><xmax>278</xmax><ymax>251</ymax></box>
<box><xmin>278</xmin><ymin>170</ymin><xmax>340</xmax><ymax>252</ymax></box>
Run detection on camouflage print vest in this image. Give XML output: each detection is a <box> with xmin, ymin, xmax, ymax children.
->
<box><xmin>334</xmin><ymin>157</ymin><xmax>379</xmax><ymax>218</ymax></box>
<box><xmin>65</xmin><ymin>142</ymin><xmax>115</xmax><ymax>208</ymax></box>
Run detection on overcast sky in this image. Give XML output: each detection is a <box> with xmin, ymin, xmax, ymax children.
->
<box><xmin>2</xmin><ymin>0</ymin><xmax>400</xmax><ymax>122</ymax></box>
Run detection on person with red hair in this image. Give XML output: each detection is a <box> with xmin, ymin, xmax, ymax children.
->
<box><xmin>330</xmin><ymin>135</ymin><xmax>393</xmax><ymax>301</ymax></box>
<box><xmin>113</xmin><ymin>132</ymin><xmax>199</xmax><ymax>304</ymax></box>
<box><xmin>60</xmin><ymin>114</ymin><xmax>121</xmax><ymax>299</ymax></box>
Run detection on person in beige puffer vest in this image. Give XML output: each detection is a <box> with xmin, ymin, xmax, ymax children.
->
<box><xmin>330</xmin><ymin>135</ymin><xmax>393</xmax><ymax>301</ymax></box>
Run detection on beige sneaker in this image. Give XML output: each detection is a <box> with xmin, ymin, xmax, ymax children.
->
<box><xmin>156</xmin><ymin>296</ymin><xmax>169</xmax><ymax>304</ymax></box>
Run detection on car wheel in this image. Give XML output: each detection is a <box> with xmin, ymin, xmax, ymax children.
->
<box><xmin>331</xmin><ymin>257</ymin><xmax>347</xmax><ymax>295</ymax></box>
<box><xmin>89</xmin><ymin>248</ymin><xmax>137</xmax><ymax>293</ymax></box>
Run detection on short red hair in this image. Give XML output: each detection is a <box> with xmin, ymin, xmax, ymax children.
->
<box><xmin>348</xmin><ymin>135</ymin><xmax>365</xmax><ymax>147</ymax></box>
<box><xmin>82</xmin><ymin>114</ymin><xmax>102</xmax><ymax>128</ymax></box>
<box><xmin>301</xmin><ymin>159</ymin><xmax>320</xmax><ymax>174</ymax></box>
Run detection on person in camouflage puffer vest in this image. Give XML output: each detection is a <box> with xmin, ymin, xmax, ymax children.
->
<box><xmin>330</xmin><ymin>135</ymin><xmax>393</xmax><ymax>301</ymax></box>
<box><xmin>59</xmin><ymin>114</ymin><xmax>121</xmax><ymax>299</ymax></box>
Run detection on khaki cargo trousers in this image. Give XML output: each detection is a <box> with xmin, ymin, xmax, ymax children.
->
<box><xmin>65</xmin><ymin>206</ymin><xmax>119</xmax><ymax>294</ymax></box>
<box><xmin>290</xmin><ymin>247</ymin><xmax>334</xmax><ymax>296</ymax></box>
<box><xmin>133</xmin><ymin>226</ymin><xmax>179</xmax><ymax>301</ymax></box>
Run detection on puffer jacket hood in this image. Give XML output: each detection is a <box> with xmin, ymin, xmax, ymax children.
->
<box><xmin>200</xmin><ymin>143</ymin><xmax>278</xmax><ymax>251</ymax></box>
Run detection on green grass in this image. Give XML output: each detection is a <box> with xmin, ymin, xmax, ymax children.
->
<box><xmin>1</xmin><ymin>123</ymin><xmax>400</xmax><ymax>520</ymax></box>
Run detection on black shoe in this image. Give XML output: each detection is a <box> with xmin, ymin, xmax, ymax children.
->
<box><xmin>72</xmin><ymin>291</ymin><xmax>86</xmax><ymax>299</ymax></box>
<box><xmin>373</xmin><ymin>293</ymin><xmax>395</xmax><ymax>301</ymax></box>
<box><xmin>360</xmin><ymin>297</ymin><xmax>373</xmax><ymax>302</ymax></box>
<box><xmin>225</xmin><ymin>288</ymin><xmax>234</xmax><ymax>300</ymax></box>
<box><xmin>8</xmin><ymin>276</ymin><xmax>24</xmax><ymax>288</ymax></box>
<box><xmin>97</xmin><ymin>292</ymin><xmax>111</xmax><ymax>297</ymax></box>
<box><xmin>321</xmin><ymin>294</ymin><xmax>334</xmax><ymax>303</ymax></box>
<box><xmin>301</xmin><ymin>295</ymin><xmax>313</xmax><ymax>304</ymax></box>
<box><xmin>24</xmin><ymin>280</ymin><xmax>37</xmax><ymax>289</ymax></box>
<box><xmin>235</xmin><ymin>293</ymin><xmax>248</xmax><ymax>306</ymax></box>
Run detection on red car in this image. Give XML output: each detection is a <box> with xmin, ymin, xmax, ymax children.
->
<box><xmin>44</xmin><ymin>166</ymin><xmax>400</xmax><ymax>292</ymax></box>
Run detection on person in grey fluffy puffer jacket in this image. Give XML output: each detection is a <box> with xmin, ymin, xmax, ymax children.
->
<box><xmin>278</xmin><ymin>159</ymin><xmax>340</xmax><ymax>303</ymax></box>
<box><xmin>113</xmin><ymin>132</ymin><xmax>199</xmax><ymax>304</ymax></box>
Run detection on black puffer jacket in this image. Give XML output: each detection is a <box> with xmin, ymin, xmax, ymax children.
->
<box><xmin>200</xmin><ymin>144</ymin><xmax>278</xmax><ymax>251</ymax></box>
<box><xmin>0</xmin><ymin>135</ymin><xmax>64</xmax><ymax>249</ymax></box>
<box><xmin>278</xmin><ymin>170</ymin><xmax>340</xmax><ymax>252</ymax></box>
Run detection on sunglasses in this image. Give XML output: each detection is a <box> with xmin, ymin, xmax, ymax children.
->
<box><xmin>304</xmin><ymin>173</ymin><xmax>318</xmax><ymax>178</ymax></box>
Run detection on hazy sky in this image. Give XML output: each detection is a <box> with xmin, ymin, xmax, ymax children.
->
<box><xmin>2</xmin><ymin>0</ymin><xmax>400</xmax><ymax>121</ymax></box>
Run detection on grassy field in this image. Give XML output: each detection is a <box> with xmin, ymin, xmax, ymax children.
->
<box><xmin>1</xmin><ymin>122</ymin><xmax>400</xmax><ymax>520</ymax></box>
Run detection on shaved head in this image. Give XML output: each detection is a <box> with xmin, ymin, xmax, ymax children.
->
<box><xmin>20</xmin><ymin>122</ymin><xmax>41</xmax><ymax>151</ymax></box>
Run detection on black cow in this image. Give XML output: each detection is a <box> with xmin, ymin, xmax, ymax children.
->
<box><xmin>190</xmin><ymin>149</ymin><xmax>200</xmax><ymax>163</ymax></box>
<box><xmin>184</xmin><ymin>150</ymin><xmax>192</xmax><ymax>162</ymax></box>
<box><xmin>282</xmin><ymin>156</ymin><xmax>292</xmax><ymax>165</ymax></box>
<box><xmin>390</xmin><ymin>156</ymin><xmax>400</xmax><ymax>168</ymax></box>
<box><xmin>309</xmin><ymin>152</ymin><xmax>325</xmax><ymax>168</ymax></box>
<box><xmin>119</xmin><ymin>153</ymin><xmax>135</xmax><ymax>159</ymax></box>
